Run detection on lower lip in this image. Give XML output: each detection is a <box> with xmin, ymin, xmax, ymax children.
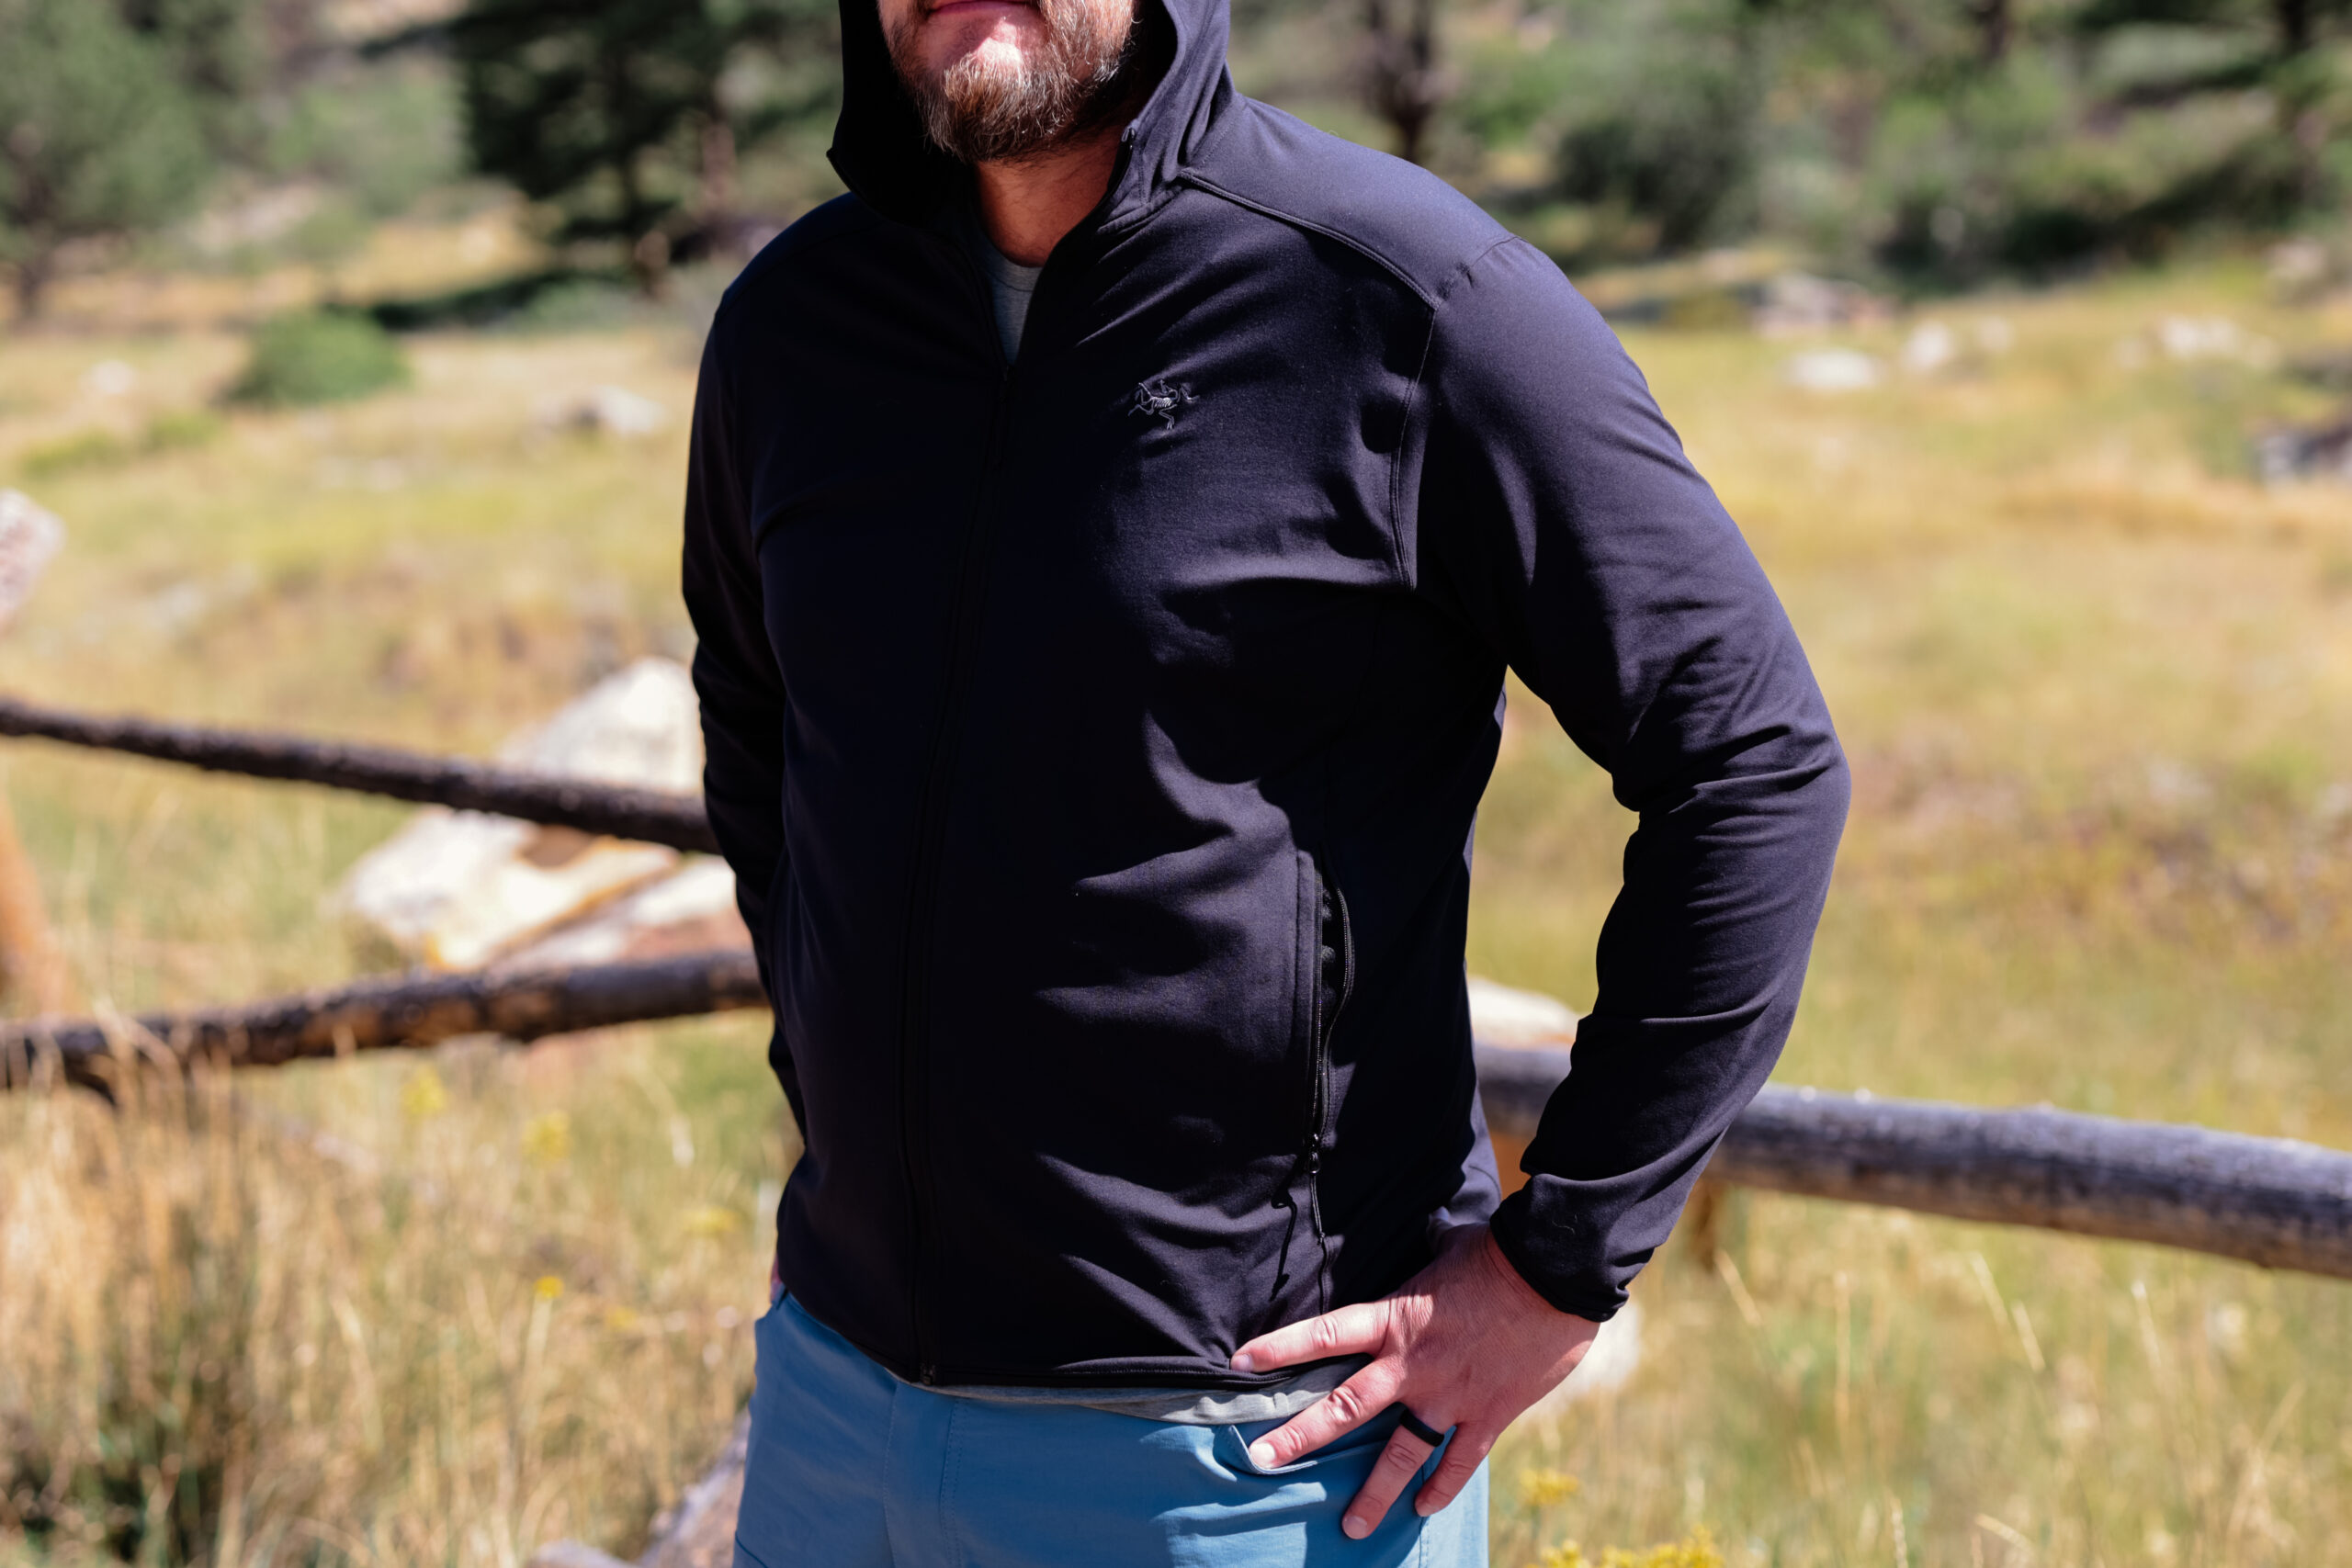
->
<box><xmin>927</xmin><ymin>0</ymin><xmax>1032</xmax><ymax>14</ymax></box>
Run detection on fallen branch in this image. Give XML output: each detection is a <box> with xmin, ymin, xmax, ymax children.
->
<box><xmin>1479</xmin><ymin>1045</ymin><xmax>2352</xmax><ymax>1281</ymax></box>
<box><xmin>0</xmin><ymin>693</ymin><xmax>717</xmax><ymax>852</ymax></box>
<box><xmin>1</xmin><ymin>952</ymin><xmax>764</xmax><ymax>1095</ymax></box>
<box><xmin>7</xmin><ymin>963</ymin><xmax>2347</xmax><ymax>1282</ymax></box>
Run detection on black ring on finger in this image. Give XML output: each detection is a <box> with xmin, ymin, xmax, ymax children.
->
<box><xmin>1395</xmin><ymin>1406</ymin><xmax>1448</xmax><ymax>1447</ymax></box>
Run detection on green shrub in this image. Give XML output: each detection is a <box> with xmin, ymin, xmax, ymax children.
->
<box><xmin>143</xmin><ymin>408</ymin><xmax>224</xmax><ymax>453</ymax></box>
<box><xmin>18</xmin><ymin>429</ymin><xmax>133</xmax><ymax>479</ymax></box>
<box><xmin>229</xmin><ymin>312</ymin><xmax>410</xmax><ymax>408</ymax></box>
<box><xmin>1859</xmin><ymin>62</ymin><xmax>2299</xmax><ymax>286</ymax></box>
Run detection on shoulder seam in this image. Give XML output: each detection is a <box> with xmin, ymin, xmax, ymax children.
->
<box><xmin>1175</xmin><ymin>173</ymin><xmax>1450</xmax><ymax>310</ymax></box>
<box><xmin>1389</xmin><ymin>232</ymin><xmax>1526</xmax><ymax>582</ymax></box>
<box><xmin>1431</xmin><ymin>231</ymin><xmax>1524</xmax><ymax>310</ymax></box>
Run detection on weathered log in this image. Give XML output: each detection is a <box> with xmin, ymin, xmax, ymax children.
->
<box><xmin>1</xmin><ymin>952</ymin><xmax>765</xmax><ymax>1095</ymax></box>
<box><xmin>0</xmin><ymin>693</ymin><xmax>718</xmax><ymax>852</ymax></box>
<box><xmin>1474</xmin><ymin>1043</ymin><xmax>2352</xmax><ymax>1281</ymax></box>
<box><xmin>5</xmin><ymin>964</ymin><xmax>2346</xmax><ymax>1283</ymax></box>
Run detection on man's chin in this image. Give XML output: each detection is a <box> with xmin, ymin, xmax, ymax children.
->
<box><xmin>918</xmin><ymin>25</ymin><xmax>1046</xmax><ymax>83</ymax></box>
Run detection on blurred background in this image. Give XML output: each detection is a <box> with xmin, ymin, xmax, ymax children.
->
<box><xmin>1</xmin><ymin>0</ymin><xmax>2349</xmax><ymax>1564</ymax></box>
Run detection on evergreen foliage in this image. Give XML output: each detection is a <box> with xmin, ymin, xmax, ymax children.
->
<box><xmin>1447</xmin><ymin>0</ymin><xmax>2352</xmax><ymax>280</ymax></box>
<box><xmin>0</xmin><ymin>0</ymin><xmax>212</xmax><ymax>320</ymax></box>
<box><xmin>449</xmin><ymin>0</ymin><xmax>836</xmax><ymax>290</ymax></box>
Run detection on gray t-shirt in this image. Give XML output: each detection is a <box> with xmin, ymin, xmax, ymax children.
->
<box><xmin>911</xmin><ymin>1353</ymin><xmax>1363</xmax><ymax>1427</ymax></box>
<box><xmin>959</xmin><ymin>205</ymin><xmax>1043</xmax><ymax>362</ymax></box>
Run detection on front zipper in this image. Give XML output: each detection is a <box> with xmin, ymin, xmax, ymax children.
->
<box><xmin>896</xmin><ymin>250</ymin><xmax>1019</xmax><ymax>1384</ymax></box>
<box><xmin>1288</xmin><ymin>855</ymin><xmax>1353</xmax><ymax>1314</ymax></box>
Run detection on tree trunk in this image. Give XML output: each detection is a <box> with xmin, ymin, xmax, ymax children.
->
<box><xmin>10</xmin><ymin>243</ymin><xmax>54</xmax><ymax>324</ymax></box>
<box><xmin>2276</xmin><ymin>0</ymin><xmax>2313</xmax><ymax>54</ymax></box>
<box><xmin>1971</xmin><ymin>0</ymin><xmax>2012</xmax><ymax>62</ymax></box>
<box><xmin>1363</xmin><ymin>0</ymin><xmax>1442</xmax><ymax>165</ymax></box>
<box><xmin>698</xmin><ymin>111</ymin><xmax>739</xmax><ymax>258</ymax></box>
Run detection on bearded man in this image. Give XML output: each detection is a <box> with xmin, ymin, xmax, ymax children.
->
<box><xmin>683</xmin><ymin>0</ymin><xmax>1849</xmax><ymax>1557</ymax></box>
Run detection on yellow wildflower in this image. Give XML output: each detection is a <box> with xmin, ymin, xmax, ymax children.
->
<box><xmin>1534</xmin><ymin>1529</ymin><xmax>1720</xmax><ymax>1568</ymax></box>
<box><xmin>1522</xmin><ymin>1469</ymin><xmax>1583</xmax><ymax>1508</ymax></box>
<box><xmin>521</xmin><ymin>1110</ymin><xmax>571</xmax><ymax>1167</ymax></box>
<box><xmin>400</xmin><ymin>1065</ymin><xmax>449</xmax><ymax>1121</ymax></box>
<box><xmin>684</xmin><ymin>1204</ymin><xmax>744</xmax><ymax>1238</ymax></box>
<box><xmin>534</xmin><ymin>1275</ymin><xmax>564</xmax><ymax>1301</ymax></box>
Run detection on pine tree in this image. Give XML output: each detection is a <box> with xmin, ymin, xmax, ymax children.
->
<box><xmin>449</xmin><ymin>0</ymin><xmax>832</xmax><ymax>292</ymax></box>
<box><xmin>0</xmin><ymin>0</ymin><xmax>212</xmax><ymax>321</ymax></box>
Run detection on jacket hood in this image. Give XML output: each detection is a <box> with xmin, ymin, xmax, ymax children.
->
<box><xmin>828</xmin><ymin>0</ymin><xmax>1232</xmax><ymax>228</ymax></box>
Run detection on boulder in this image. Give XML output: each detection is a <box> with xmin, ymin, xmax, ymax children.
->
<box><xmin>1782</xmin><ymin>348</ymin><xmax>1883</xmax><ymax>394</ymax></box>
<box><xmin>544</xmin><ymin>385</ymin><xmax>671</xmax><ymax>439</ymax></box>
<box><xmin>336</xmin><ymin>659</ymin><xmax>714</xmax><ymax>970</ymax></box>
<box><xmin>1753</xmin><ymin>273</ymin><xmax>1893</xmax><ymax>338</ymax></box>
<box><xmin>0</xmin><ymin>492</ymin><xmax>65</xmax><ymax>634</ymax></box>
<box><xmin>2254</xmin><ymin>414</ymin><xmax>2352</xmax><ymax>487</ymax></box>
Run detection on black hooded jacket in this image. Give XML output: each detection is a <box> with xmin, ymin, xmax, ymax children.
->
<box><xmin>683</xmin><ymin>0</ymin><xmax>1849</xmax><ymax>1390</ymax></box>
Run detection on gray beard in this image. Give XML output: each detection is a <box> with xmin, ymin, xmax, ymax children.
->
<box><xmin>888</xmin><ymin>0</ymin><xmax>1143</xmax><ymax>164</ymax></box>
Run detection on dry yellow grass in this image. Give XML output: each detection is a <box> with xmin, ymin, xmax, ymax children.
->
<box><xmin>2</xmin><ymin>229</ymin><xmax>2349</xmax><ymax>1564</ymax></box>
<box><xmin>2</xmin><ymin>1032</ymin><xmax>786</xmax><ymax>1567</ymax></box>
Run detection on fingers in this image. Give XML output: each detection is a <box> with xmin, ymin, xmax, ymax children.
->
<box><xmin>1231</xmin><ymin>1299</ymin><xmax>1391</xmax><ymax>1375</ymax></box>
<box><xmin>1245</xmin><ymin>1361</ymin><xmax>1401</xmax><ymax>1469</ymax></box>
<box><xmin>1340</xmin><ymin>1427</ymin><xmax>1435</xmax><ymax>1540</ymax></box>
<box><xmin>1411</xmin><ymin>1424</ymin><xmax>1495</xmax><ymax>1517</ymax></box>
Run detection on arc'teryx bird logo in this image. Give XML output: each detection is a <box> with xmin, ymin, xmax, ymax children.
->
<box><xmin>1128</xmin><ymin>378</ymin><xmax>1196</xmax><ymax>427</ymax></box>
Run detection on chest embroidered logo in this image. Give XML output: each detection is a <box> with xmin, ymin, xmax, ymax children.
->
<box><xmin>1128</xmin><ymin>378</ymin><xmax>1196</xmax><ymax>427</ymax></box>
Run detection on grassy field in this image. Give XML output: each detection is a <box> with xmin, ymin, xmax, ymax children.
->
<box><xmin>1</xmin><ymin>223</ymin><xmax>2349</xmax><ymax>1567</ymax></box>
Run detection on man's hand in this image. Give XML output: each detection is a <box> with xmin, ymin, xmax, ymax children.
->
<box><xmin>1228</xmin><ymin>1223</ymin><xmax>1599</xmax><ymax>1539</ymax></box>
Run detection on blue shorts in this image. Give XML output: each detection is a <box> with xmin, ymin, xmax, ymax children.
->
<box><xmin>733</xmin><ymin>1294</ymin><xmax>1489</xmax><ymax>1567</ymax></box>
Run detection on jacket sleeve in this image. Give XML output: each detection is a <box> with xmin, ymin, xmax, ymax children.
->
<box><xmin>680</xmin><ymin>325</ymin><xmax>804</xmax><ymax>1136</ymax></box>
<box><xmin>1418</xmin><ymin>237</ymin><xmax>1849</xmax><ymax>1322</ymax></box>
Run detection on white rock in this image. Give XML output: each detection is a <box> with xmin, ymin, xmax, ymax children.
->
<box><xmin>2266</xmin><ymin>238</ymin><xmax>2329</xmax><ymax>292</ymax></box>
<box><xmin>1752</xmin><ymin>273</ymin><xmax>1891</xmax><ymax>338</ymax></box>
<box><xmin>0</xmin><ymin>491</ymin><xmax>65</xmax><ymax>634</ymax></box>
<box><xmin>80</xmin><ymin>360</ymin><xmax>139</xmax><ymax>398</ymax></box>
<box><xmin>335</xmin><ymin>659</ymin><xmax>705</xmax><ymax>969</ymax></box>
<box><xmin>570</xmin><ymin>385</ymin><xmax>670</xmax><ymax>438</ymax></box>
<box><xmin>1466</xmin><ymin>976</ymin><xmax>1578</xmax><ymax>1049</ymax></box>
<box><xmin>499</xmin><ymin>857</ymin><xmax>745</xmax><ymax>971</ymax></box>
<box><xmin>1782</xmin><ymin>349</ymin><xmax>1883</xmax><ymax>393</ymax></box>
<box><xmin>1899</xmin><ymin>321</ymin><xmax>1958</xmax><ymax>378</ymax></box>
<box><xmin>497</xmin><ymin>657</ymin><xmax>702</xmax><ymax>789</ymax></box>
<box><xmin>2155</xmin><ymin>315</ymin><xmax>2245</xmax><ymax>363</ymax></box>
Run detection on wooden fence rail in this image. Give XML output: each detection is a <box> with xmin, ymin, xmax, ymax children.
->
<box><xmin>0</xmin><ymin>693</ymin><xmax>718</xmax><ymax>852</ymax></box>
<box><xmin>1477</xmin><ymin>1046</ymin><xmax>2352</xmax><ymax>1281</ymax></box>
<box><xmin>7</xmin><ymin>953</ymin><xmax>2348</xmax><ymax>1282</ymax></box>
